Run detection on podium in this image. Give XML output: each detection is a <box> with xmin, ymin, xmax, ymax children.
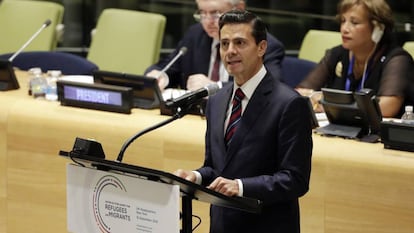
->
<box><xmin>60</xmin><ymin>150</ymin><xmax>262</xmax><ymax>233</ymax></box>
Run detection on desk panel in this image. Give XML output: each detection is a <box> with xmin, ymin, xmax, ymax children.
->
<box><xmin>0</xmin><ymin>72</ymin><xmax>31</xmax><ymax>233</ymax></box>
<box><xmin>0</xmin><ymin>96</ymin><xmax>14</xmax><ymax>233</ymax></box>
<box><xmin>310</xmin><ymin>136</ymin><xmax>414</xmax><ymax>233</ymax></box>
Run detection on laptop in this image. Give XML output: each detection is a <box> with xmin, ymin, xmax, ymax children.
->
<box><xmin>93</xmin><ymin>70</ymin><xmax>163</xmax><ymax>109</ymax></box>
<box><xmin>0</xmin><ymin>59</ymin><xmax>20</xmax><ymax>91</ymax></box>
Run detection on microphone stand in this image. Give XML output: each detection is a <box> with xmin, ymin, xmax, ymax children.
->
<box><xmin>156</xmin><ymin>47</ymin><xmax>187</xmax><ymax>79</ymax></box>
<box><xmin>9</xmin><ymin>19</ymin><xmax>51</xmax><ymax>62</ymax></box>
<box><xmin>116</xmin><ymin>107</ymin><xmax>191</xmax><ymax>162</ymax></box>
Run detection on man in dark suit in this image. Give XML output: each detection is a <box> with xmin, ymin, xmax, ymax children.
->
<box><xmin>145</xmin><ymin>0</ymin><xmax>284</xmax><ymax>91</ymax></box>
<box><xmin>175</xmin><ymin>10</ymin><xmax>313</xmax><ymax>233</ymax></box>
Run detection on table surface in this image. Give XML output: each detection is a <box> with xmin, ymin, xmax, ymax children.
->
<box><xmin>1</xmin><ymin>71</ymin><xmax>414</xmax><ymax>233</ymax></box>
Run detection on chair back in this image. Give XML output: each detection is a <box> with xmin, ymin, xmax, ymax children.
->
<box><xmin>403</xmin><ymin>41</ymin><xmax>414</xmax><ymax>58</ymax></box>
<box><xmin>0</xmin><ymin>51</ymin><xmax>98</xmax><ymax>75</ymax></box>
<box><xmin>281</xmin><ymin>56</ymin><xmax>317</xmax><ymax>87</ymax></box>
<box><xmin>87</xmin><ymin>8</ymin><xmax>166</xmax><ymax>74</ymax></box>
<box><xmin>0</xmin><ymin>0</ymin><xmax>64</xmax><ymax>54</ymax></box>
<box><xmin>298</xmin><ymin>29</ymin><xmax>342</xmax><ymax>63</ymax></box>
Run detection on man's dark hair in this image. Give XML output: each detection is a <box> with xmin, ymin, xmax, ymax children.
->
<box><xmin>218</xmin><ymin>10</ymin><xmax>267</xmax><ymax>44</ymax></box>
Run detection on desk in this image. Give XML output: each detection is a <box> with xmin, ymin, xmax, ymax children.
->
<box><xmin>1</xmin><ymin>71</ymin><xmax>414</xmax><ymax>233</ymax></box>
<box><xmin>1</xmin><ymin>71</ymin><xmax>210</xmax><ymax>233</ymax></box>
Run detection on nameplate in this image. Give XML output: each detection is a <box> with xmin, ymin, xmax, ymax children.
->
<box><xmin>57</xmin><ymin>80</ymin><xmax>133</xmax><ymax>114</ymax></box>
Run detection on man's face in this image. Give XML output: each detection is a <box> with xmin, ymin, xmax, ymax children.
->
<box><xmin>219</xmin><ymin>23</ymin><xmax>267</xmax><ymax>83</ymax></box>
<box><xmin>196</xmin><ymin>0</ymin><xmax>234</xmax><ymax>39</ymax></box>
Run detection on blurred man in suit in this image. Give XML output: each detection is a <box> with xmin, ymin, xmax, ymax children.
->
<box><xmin>174</xmin><ymin>10</ymin><xmax>312</xmax><ymax>233</ymax></box>
<box><xmin>145</xmin><ymin>0</ymin><xmax>284</xmax><ymax>91</ymax></box>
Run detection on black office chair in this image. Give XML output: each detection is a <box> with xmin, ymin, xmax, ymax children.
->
<box><xmin>281</xmin><ymin>56</ymin><xmax>317</xmax><ymax>88</ymax></box>
<box><xmin>0</xmin><ymin>51</ymin><xmax>98</xmax><ymax>75</ymax></box>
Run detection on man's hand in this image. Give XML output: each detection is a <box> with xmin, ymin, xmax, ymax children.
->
<box><xmin>187</xmin><ymin>74</ymin><xmax>215</xmax><ymax>91</ymax></box>
<box><xmin>173</xmin><ymin>169</ymin><xmax>196</xmax><ymax>182</ymax></box>
<box><xmin>145</xmin><ymin>69</ymin><xmax>169</xmax><ymax>91</ymax></box>
<box><xmin>208</xmin><ymin>177</ymin><xmax>239</xmax><ymax>196</ymax></box>
<box><xmin>295</xmin><ymin>88</ymin><xmax>324</xmax><ymax>113</ymax></box>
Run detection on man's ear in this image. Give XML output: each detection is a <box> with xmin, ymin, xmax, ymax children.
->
<box><xmin>258</xmin><ymin>40</ymin><xmax>267</xmax><ymax>57</ymax></box>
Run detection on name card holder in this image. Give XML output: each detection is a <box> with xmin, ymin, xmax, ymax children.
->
<box><xmin>0</xmin><ymin>60</ymin><xmax>20</xmax><ymax>91</ymax></box>
<box><xmin>381</xmin><ymin>121</ymin><xmax>414</xmax><ymax>152</ymax></box>
<box><xmin>57</xmin><ymin>80</ymin><xmax>133</xmax><ymax>114</ymax></box>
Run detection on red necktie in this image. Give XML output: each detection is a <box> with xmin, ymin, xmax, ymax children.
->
<box><xmin>225</xmin><ymin>88</ymin><xmax>245</xmax><ymax>146</ymax></box>
<box><xmin>211</xmin><ymin>44</ymin><xmax>220</xmax><ymax>81</ymax></box>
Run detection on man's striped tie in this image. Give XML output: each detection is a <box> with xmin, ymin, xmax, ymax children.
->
<box><xmin>225</xmin><ymin>88</ymin><xmax>245</xmax><ymax>147</ymax></box>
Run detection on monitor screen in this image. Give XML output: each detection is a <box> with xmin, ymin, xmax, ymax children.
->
<box><xmin>93</xmin><ymin>70</ymin><xmax>163</xmax><ymax>109</ymax></box>
<box><xmin>318</xmin><ymin>88</ymin><xmax>382</xmax><ymax>137</ymax></box>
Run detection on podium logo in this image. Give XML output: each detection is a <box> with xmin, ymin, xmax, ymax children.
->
<box><xmin>93</xmin><ymin>175</ymin><xmax>130</xmax><ymax>233</ymax></box>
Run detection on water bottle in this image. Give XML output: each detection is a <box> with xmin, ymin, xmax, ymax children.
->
<box><xmin>27</xmin><ymin>67</ymin><xmax>42</xmax><ymax>96</ymax></box>
<box><xmin>401</xmin><ymin>105</ymin><xmax>414</xmax><ymax>124</ymax></box>
<box><xmin>29</xmin><ymin>68</ymin><xmax>47</xmax><ymax>98</ymax></box>
<box><xmin>45</xmin><ymin>70</ymin><xmax>62</xmax><ymax>101</ymax></box>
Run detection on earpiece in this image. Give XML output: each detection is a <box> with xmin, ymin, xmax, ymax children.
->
<box><xmin>371</xmin><ymin>20</ymin><xmax>384</xmax><ymax>44</ymax></box>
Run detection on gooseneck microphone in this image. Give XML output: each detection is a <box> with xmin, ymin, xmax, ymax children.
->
<box><xmin>116</xmin><ymin>83</ymin><xmax>219</xmax><ymax>163</ymax></box>
<box><xmin>116</xmin><ymin>116</ymin><xmax>178</xmax><ymax>163</ymax></box>
<box><xmin>165</xmin><ymin>83</ymin><xmax>220</xmax><ymax>108</ymax></box>
<box><xmin>8</xmin><ymin>19</ymin><xmax>52</xmax><ymax>62</ymax></box>
<box><xmin>156</xmin><ymin>46</ymin><xmax>188</xmax><ymax>79</ymax></box>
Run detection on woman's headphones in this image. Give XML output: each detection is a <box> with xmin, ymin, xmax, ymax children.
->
<box><xmin>371</xmin><ymin>20</ymin><xmax>385</xmax><ymax>43</ymax></box>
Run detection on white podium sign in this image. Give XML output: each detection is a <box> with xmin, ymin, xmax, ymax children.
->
<box><xmin>66</xmin><ymin>164</ymin><xmax>180</xmax><ymax>233</ymax></box>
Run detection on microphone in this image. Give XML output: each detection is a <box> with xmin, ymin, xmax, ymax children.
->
<box><xmin>165</xmin><ymin>83</ymin><xmax>220</xmax><ymax>108</ymax></box>
<box><xmin>156</xmin><ymin>46</ymin><xmax>187</xmax><ymax>79</ymax></box>
<box><xmin>8</xmin><ymin>19</ymin><xmax>52</xmax><ymax>62</ymax></box>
